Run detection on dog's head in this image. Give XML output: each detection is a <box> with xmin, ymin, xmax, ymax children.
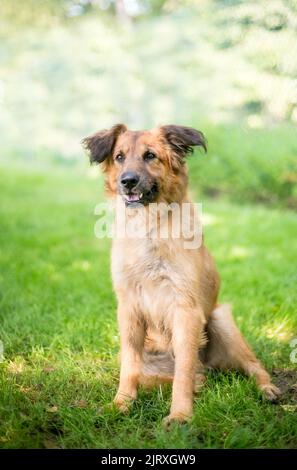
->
<box><xmin>82</xmin><ymin>124</ymin><xmax>206</xmax><ymax>205</ymax></box>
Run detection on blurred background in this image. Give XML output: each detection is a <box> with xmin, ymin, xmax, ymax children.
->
<box><xmin>1</xmin><ymin>0</ymin><xmax>297</xmax><ymax>207</ymax></box>
<box><xmin>1</xmin><ymin>1</ymin><xmax>297</xmax><ymax>449</ymax></box>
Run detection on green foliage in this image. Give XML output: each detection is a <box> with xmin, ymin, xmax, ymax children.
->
<box><xmin>188</xmin><ymin>124</ymin><xmax>297</xmax><ymax>208</ymax></box>
<box><xmin>0</xmin><ymin>0</ymin><xmax>66</xmax><ymax>25</ymax></box>
<box><xmin>1</xmin><ymin>1</ymin><xmax>297</xmax><ymax>143</ymax></box>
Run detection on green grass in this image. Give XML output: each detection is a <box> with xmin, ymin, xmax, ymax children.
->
<box><xmin>0</xmin><ymin>160</ymin><xmax>296</xmax><ymax>449</ymax></box>
<box><xmin>189</xmin><ymin>124</ymin><xmax>297</xmax><ymax>209</ymax></box>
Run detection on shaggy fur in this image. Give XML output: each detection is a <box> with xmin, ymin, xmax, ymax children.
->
<box><xmin>82</xmin><ymin>124</ymin><xmax>280</xmax><ymax>425</ymax></box>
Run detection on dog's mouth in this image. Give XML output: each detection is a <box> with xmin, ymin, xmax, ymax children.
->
<box><xmin>123</xmin><ymin>193</ymin><xmax>143</xmax><ymax>204</ymax></box>
<box><xmin>121</xmin><ymin>183</ymin><xmax>158</xmax><ymax>206</ymax></box>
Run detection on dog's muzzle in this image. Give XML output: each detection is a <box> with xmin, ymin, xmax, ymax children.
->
<box><xmin>119</xmin><ymin>173</ymin><xmax>158</xmax><ymax>206</ymax></box>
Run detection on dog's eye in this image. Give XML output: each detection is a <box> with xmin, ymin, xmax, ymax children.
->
<box><xmin>143</xmin><ymin>151</ymin><xmax>156</xmax><ymax>161</ymax></box>
<box><xmin>115</xmin><ymin>153</ymin><xmax>125</xmax><ymax>162</ymax></box>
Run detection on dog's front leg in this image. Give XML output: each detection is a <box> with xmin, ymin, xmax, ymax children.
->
<box><xmin>113</xmin><ymin>304</ymin><xmax>145</xmax><ymax>413</ymax></box>
<box><xmin>163</xmin><ymin>307</ymin><xmax>205</xmax><ymax>426</ymax></box>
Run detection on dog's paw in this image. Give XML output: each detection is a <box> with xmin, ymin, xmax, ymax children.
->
<box><xmin>113</xmin><ymin>401</ymin><xmax>130</xmax><ymax>414</ymax></box>
<box><xmin>162</xmin><ymin>412</ymin><xmax>192</xmax><ymax>429</ymax></box>
<box><xmin>113</xmin><ymin>393</ymin><xmax>134</xmax><ymax>414</ymax></box>
<box><xmin>260</xmin><ymin>384</ymin><xmax>281</xmax><ymax>402</ymax></box>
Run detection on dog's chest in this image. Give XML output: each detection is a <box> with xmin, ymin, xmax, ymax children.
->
<box><xmin>112</xmin><ymin>237</ymin><xmax>176</xmax><ymax>285</ymax></box>
<box><xmin>112</xmin><ymin>237</ymin><xmax>198</xmax><ymax>323</ymax></box>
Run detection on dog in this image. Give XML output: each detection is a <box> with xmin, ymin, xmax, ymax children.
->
<box><xmin>82</xmin><ymin>124</ymin><xmax>280</xmax><ymax>426</ymax></box>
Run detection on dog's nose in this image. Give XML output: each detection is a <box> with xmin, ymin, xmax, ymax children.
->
<box><xmin>120</xmin><ymin>172</ymin><xmax>140</xmax><ymax>190</ymax></box>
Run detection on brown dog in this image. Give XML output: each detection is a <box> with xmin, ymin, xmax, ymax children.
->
<box><xmin>83</xmin><ymin>124</ymin><xmax>280</xmax><ymax>425</ymax></box>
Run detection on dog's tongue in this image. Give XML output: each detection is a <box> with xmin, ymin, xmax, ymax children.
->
<box><xmin>126</xmin><ymin>194</ymin><xmax>141</xmax><ymax>202</ymax></box>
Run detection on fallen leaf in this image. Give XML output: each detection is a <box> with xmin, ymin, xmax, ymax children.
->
<box><xmin>43</xmin><ymin>437</ymin><xmax>59</xmax><ymax>449</ymax></box>
<box><xmin>43</xmin><ymin>366</ymin><xmax>56</xmax><ymax>374</ymax></box>
<box><xmin>46</xmin><ymin>405</ymin><xmax>58</xmax><ymax>413</ymax></box>
<box><xmin>73</xmin><ymin>399</ymin><xmax>87</xmax><ymax>408</ymax></box>
<box><xmin>280</xmin><ymin>404</ymin><xmax>297</xmax><ymax>412</ymax></box>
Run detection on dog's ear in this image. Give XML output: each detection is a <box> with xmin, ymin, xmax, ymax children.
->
<box><xmin>82</xmin><ymin>124</ymin><xmax>127</xmax><ymax>164</ymax></box>
<box><xmin>160</xmin><ymin>125</ymin><xmax>207</xmax><ymax>158</ymax></box>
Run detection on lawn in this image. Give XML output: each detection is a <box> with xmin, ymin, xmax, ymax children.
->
<box><xmin>0</xmin><ymin>159</ymin><xmax>296</xmax><ymax>449</ymax></box>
